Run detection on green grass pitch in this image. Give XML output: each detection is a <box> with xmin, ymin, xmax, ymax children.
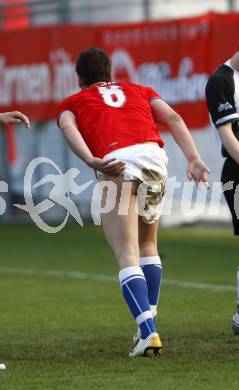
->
<box><xmin>0</xmin><ymin>224</ymin><xmax>238</xmax><ymax>389</ymax></box>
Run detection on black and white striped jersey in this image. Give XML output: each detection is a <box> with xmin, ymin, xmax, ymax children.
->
<box><xmin>205</xmin><ymin>60</ymin><xmax>239</xmax><ymax>158</ymax></box>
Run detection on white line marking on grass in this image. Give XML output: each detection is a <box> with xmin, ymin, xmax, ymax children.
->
<box><xmin>164</xmin><ymin>279</ymin><xmax>236</xmax><ymax>292</ymax></box>
<box><xmin>0</xmin><ymin>267</ymin><xmax>236</xmax><ymax>292</ymax></box>
<box><xmin>0</xmin><ymin>267</ymin><xmax>117</xmax><ymax>282</ymax></box>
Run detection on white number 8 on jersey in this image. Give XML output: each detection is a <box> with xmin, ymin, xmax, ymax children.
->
<box><xmin>98</xmin><ymin>85</ymin><xmax>126</xmax><ymax>108</ymax></box>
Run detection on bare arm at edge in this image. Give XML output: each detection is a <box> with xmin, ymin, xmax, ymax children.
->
<box><xmin>0</xmin><ymin>111</ymin><xmax>30</xmax><ymax>128</ymax></box>
<box><xmin>218</xmin><ymin>122</ymin><xmax>239</xmax><ymax>165</ymax></box>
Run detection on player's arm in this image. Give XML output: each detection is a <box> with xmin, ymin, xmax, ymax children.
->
<box><xmin>150</xmin><ymin>99</ymin><xmax>210</xmax><ymax>185</ymax></box>
<box><xmin>58</xmin><ymin>111</ymin><xmax>125</xmax><ymax>175</ymax></box>
<box><xmin>205</xmin><ymin>72</ymin><xmax>239</xmax><ymax>164</ymax></box>
<box><xmin>218</xmin><ymin>123</ymin><xmax>239</xmax><ymax>164</ymax></box>
<box><xmin>0</xmin><ymin>111</ymin><xmax>30</xmax><ymax>128</ymax></box>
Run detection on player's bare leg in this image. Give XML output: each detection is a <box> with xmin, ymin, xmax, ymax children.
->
<box><xmin>99</xmin><ymin>175</ymin><xmax>139</xmax><ymax>270</ymax></box>
<box><xmin>138</xmin><ymin>218</ymin><xmax>159</xmax><ymax>257</ymax></box>
<box><xmin>99</xmin><ymin>175</ymin><xmax>162</xmax><ymax>357</ymax></box>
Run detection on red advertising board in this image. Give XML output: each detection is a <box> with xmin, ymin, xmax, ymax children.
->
<box><xmin>0</xmin><ymin>12</ymin><xmax>239</xmax><ymax>129</ymax></box>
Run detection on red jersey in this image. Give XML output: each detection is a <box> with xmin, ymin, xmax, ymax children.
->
<box><xmin>57</xmin><ymin>81</ymin><xmax>164</xmax><ymax>158</ymax></box>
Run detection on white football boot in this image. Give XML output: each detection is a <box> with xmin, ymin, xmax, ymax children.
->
<box><xmin>129</xmin><ymin>332</ymin><xmax>162</xmax><ymax>358</ymax></box>
<box><xmin>133</xmin><ymin>328</ymin><xmax>141</xmax><ymax>346</ymax></box>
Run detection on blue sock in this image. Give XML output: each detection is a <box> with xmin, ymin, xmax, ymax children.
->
<box><xmin>140</xmin><ymin>256</ymin><xmax>162</xmax><ymax>326</ymax></box>
<box><xmin>119</xmin><ymin>266</ymin><xmax>156</xmax><ymax>339</ymax></box>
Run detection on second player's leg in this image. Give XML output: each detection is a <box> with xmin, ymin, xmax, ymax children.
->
<box><xmin>221</xmin><ymin>158</ymin><xmax>239</xmax><ymax>334</ymax></box>
<box><xmin>138</xmin><ymin>217</ymin><xmax>162</xmax><ymax>327</ymax></box>
<box><xmin>221</xmin><ymin>158</ymin><xmax>239</xmax><ymax>235</ymax></box>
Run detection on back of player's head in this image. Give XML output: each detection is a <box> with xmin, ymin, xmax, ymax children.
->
<box><xmin>75</xmin><ymin>48</ymin><xmax>111</xmax><ymax>87</ymax></box>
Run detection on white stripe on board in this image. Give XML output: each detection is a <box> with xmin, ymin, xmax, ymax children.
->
<box><xmin>0</xmin><ymin>266</ymin><xmax>236</xmax><ymax>292</ymax></box>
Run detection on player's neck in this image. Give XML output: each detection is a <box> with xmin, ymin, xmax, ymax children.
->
<box><xmin>91</xmin><ymin>80</ymin><xmax>112</xmax><ymax>87</ymax></box>
<box><xmin>79</xmin><ymin>80</ymin><xmax>112</xmax><ymax>90</ymax></box>
<box><xmin>230</xmin><ymin>52</ymin><xmax>239</xmax><ymax>72</ymax></box>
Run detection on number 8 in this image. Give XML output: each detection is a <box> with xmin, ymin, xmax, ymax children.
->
<box><xmin>98</xmin><ymin>85</ymin><xmax>126</xmax><ymax>108</ymax></box>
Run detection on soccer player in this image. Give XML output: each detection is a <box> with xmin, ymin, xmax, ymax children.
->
<box><xmin>0</xmin><ymin>111</ymin><xmax>30</xmax><ymax>128</ymax></box>
<box><xmin>57</xmin><ymin>48</ymin><xmax>210</xmax><ymax>357</ymax></box>
<box><xmin>205</xmin><ymin>48</ymin><xmax>239</xmax><ymax>335</ymax></box>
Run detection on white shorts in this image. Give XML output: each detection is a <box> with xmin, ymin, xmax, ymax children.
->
<box><xmin>100</xmin><ymin>143</ymin><xmax>168</xmax><ymax>224</ymax></box>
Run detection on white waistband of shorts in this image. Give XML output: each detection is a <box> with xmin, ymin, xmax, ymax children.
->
<box><xmin>104</xmin><ymin>142</ymin><xmax>166</xmax><ymax>160</ymax></box>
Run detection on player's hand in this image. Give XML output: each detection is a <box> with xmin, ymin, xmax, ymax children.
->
<box><xmin>0</xmin><ymin>111</ymin><xmax>30</xmax><ymax>128</ymax></box>
<box><xmin>87</xmin><ymin>157</ymin><xmax>126</xmax><ymax>175</ymax></box>
<box><xmin>187</xmin><ymin>158</ymin><xmax>210</xmax><ymax>187</ymax></box>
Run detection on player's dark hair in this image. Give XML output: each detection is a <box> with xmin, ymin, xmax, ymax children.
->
<box><xmin>75</xmin><ymin>48</ymin><xmax>111</xmax><ymax>86</ymax></box>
